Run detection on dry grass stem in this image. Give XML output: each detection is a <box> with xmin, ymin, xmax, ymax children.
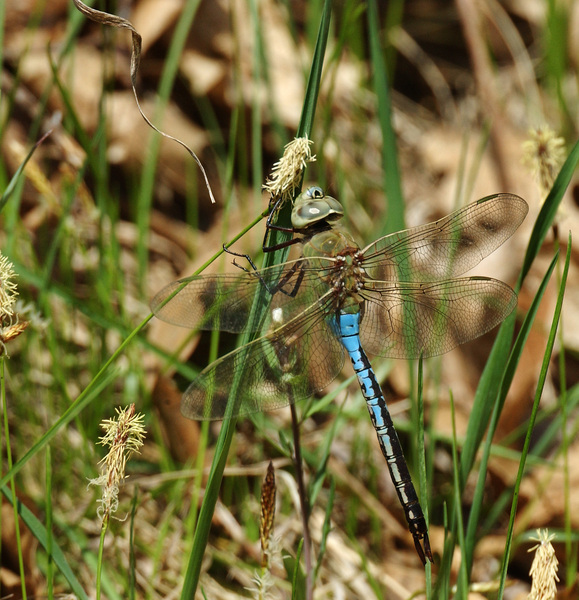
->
<box><xmin>72</xmin><ymin>0</ymin><xmax>216</xmax><ymax>204</ymax></box>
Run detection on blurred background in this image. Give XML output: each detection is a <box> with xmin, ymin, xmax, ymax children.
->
<box><xmin>1</xmin><ymin>0</ymin><xmax>578</xmax><ymax>597</ymax></box>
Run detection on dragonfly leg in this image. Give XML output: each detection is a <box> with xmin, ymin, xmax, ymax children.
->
<box><xmin>271</xmin><ymin>261</ymin><xmax>305</xmax><ymax>297</ymax></box>
<box><xmin>223</xmin><ymin>242</ymin><xmax>306</xmax><ymax>298</ymax></box>
<box><xmin>222</xmin><ymin>243</ymin><xmax>260</xmax><ymax>273</ymax></box>
<box><xmin>263</xmin><ymin>195</ymin><xmax>303</xmax><ymax>253</ymax></box>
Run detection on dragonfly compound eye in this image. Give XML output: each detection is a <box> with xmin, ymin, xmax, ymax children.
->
<box><xmin>306</xmin><ymin>186</ymin><xmax>325</xmax><ymax>199</ymax></box>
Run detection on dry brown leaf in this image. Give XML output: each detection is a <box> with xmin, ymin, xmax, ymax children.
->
<box><xmin>152</xmin><ymin>374</ymin><xmax>200</xmax><ymax>462</ymax></box>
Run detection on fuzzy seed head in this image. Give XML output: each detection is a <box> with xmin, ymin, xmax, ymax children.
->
<box><xmin>0</xmin><ymin>252</ymin><xmax>18</xmax><ymax>319</ymax></box>
<box><xmin>522</xmin><ymin>127</ymin><xmax>566</xmax><ymax>198</ymax></box>
<box><xmin>263</xmin><ymin>137</ymin><xmax>316</xmax><ymax>207</ymax></box>
<box><xmin>259</xmin><ymin>462</ymin><xmax>277</xmax><ymax>568</ymax></box>
<box><xmin>527</xmin><ymin>529</ymin><xmax>559</xmax><ymax>600</ymax></box>
<box><xmin>89</xmin><ymin>404</ymin><xmax>146</xmax><ymax>523</ymax></box>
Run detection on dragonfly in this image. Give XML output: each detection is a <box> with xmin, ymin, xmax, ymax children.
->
<box><xmin>151</xmin><ymin>186</ymin><xmax>528</xmax><ymax>564</ymax></box>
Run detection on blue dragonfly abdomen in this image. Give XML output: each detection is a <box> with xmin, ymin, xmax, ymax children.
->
<box><xmin>336</xmin><ymin>310</ymin><xmax>431</xmax><ymax>562</ymax></box>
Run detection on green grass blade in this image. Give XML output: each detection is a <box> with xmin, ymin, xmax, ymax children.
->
<box><xmin>367</xmin><ymin>0</ymin><xmax>405</xmax><ymax>235</ymax></box>
<box><xmin>291</xmin><ymin>538</ymin><xmax>306</xmax><ymax>599</ymax></box>
<box><xmin>313</xmin><ymin>477</ymin><xmax>335</xmax><ymax>585</ymax></box>
<box><xmin>497</xmin><ymin>234</ymin><xmax>571</xmax><ymax>598</ymax></box>
<box><xmin>456</xmin><ymin>250</ymin><xmax>558</xmax><ymax>587</ymax></box>
<box><xmin>449</xmin><ymin>138</ymin><xmax>579</xmax><ymax>591</ymax></box>
<box><xmin>449</xmin><ymin>392</ymin><xmax>469</xmax><ymax>599</ymax></box>
<box><xmin>460</xmin><ymin>139</ymin><xmax>579</xmax><ymax>487</ymax></box>
<box><xmin>267</xmin><ymin>0</ymin><xmax>332</xmax><ymax>246</ymax></box>
<box><xmin>416</xmin><ymin>358</ymin><xmax>432</xmax><ymax>585</ymax></box>
<box><xmin>135</xmin><ymin>0</ymin><xmax>204</xmax><ymax>284</ymax></box>
<box><xmin>296</xmin><ymin>0</ymin><xmax>332</xmax><ymax>141</ymax></box>
<box><xmin>45</xmin><ymin>447</ymin><xmax>54</xmax><ymax>599</ymax></box>
<box><xmin>1</xmin><ymin>485</ymin><xmax>89</xmax><ymax>600</ymax></box>
<box><xmin>0</xmin><ymin>128</ymin><xmax>54</xmax><ymax>212</ymax></box>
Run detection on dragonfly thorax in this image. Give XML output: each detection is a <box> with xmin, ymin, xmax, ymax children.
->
<box><xmin>302</xmin><ymin>228</ymin><xmax>367</xmax><ymax>310</ymax></box>
<box><xmin>329</xmin><ymin>251</ymin><xmax>367</xmax><ymax>309</ymax></box>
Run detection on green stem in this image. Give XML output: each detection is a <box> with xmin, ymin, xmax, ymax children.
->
<box><xmin>96</xmin><ymin>517</ymin><xmax>108</xmax><ymax>600</ymax></box>
<box><xmin>1</xmin><ymin>357</ymin><xmax>27</xmax><ymax>599</ymax></box>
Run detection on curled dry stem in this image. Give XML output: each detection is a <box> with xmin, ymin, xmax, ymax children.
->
<box><xmin>72</xmin><ymin>0</ymin><xmax>216</xmax><ymax>204</ymax></box>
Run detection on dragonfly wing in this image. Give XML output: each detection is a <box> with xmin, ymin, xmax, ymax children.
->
<box><xmin>181</xmin><ymin>293</ymin><xmax>345</xmax><ymax>420</ymax></box>
<box><xmin>150</xmin><ymin>257</ymin><xmax>330</xmax><ymax>332</ymax></box>
<box><xmin>362</xmin><ymin>194</ymin><xmax>528</xmax><ymax>281</ymax></box>
<box><xmin>359</xmin><ymin>277</ymin><xmax>517</xmax><ymax>359</ymax></box>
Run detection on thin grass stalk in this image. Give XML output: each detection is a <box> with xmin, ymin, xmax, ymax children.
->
<box><xmin>452</xmin><ymin>129</ymin><xmax>471</xmax><ymax>209</ymax></box>
<box><xmin>93</xmin><ymin>41</ymin><xmax>113</xmax><ymax>219</ymax></box>
<box><xmin>249</xmin><ymin>0</ymin><xmax>264</xmax><ymax>210</ymax></box>
<box><xmin>367</xmin><ymin>0</ymin><xmax>405</xmax><ymax>236</ymax></box>
<box><xmin>383</xmin><ymin>0</ymin><xmax>404</xmax><ymax>76</ymax></box>
<box><xmin>28</xmin><ymin>5</ymin><xmax>87</xmax><ymax>143</ymax></box>
<box><xmin>289</xmin><ymin>402</ymin><xmax>313</xmax><ymax>600</ymax></box>
<box><xmin>1</xmin><ymin>358</ymin><xmax>27</xmax><ymax>600</ymax></box>
<box><xmin>185</xmin><ymin>421</ymin><xmax>210</xmax><ymax>537</ymax></box>
<box><xmin>555</xmin><ymin>245</ymin><xmax>574</xmax><ymax>585</ymax></box>
<box><xmin>462</xmin><ymin>123</ymin><xmax>491</xmax><ymax>205</ymax></box>
<box><xmin>313</xmin><ymin>477</ymin><xmax>334</xmax><ymax>585</ymax></box>
<box><xmin>45</xmin><ymin>447</ymin><xmax>54</xmax><ymax>600</ymax></box>
<box><xmin>129</xmin><ymin>490</ymin><xmax>138</xmax><ymax>600</ymax></box>
<box><xmin>544</xmin><ymin>2</ymin><xmax>572</xmax><ymax>127</ymax></box>
<box><xmin>449</xmin><ymin>391</ymin><xmax>469</xmax><ymax>599</ymax></box>
<box><xmin>497</xmin><ymin>236</ymin><xmax>571</xmax><ymax>597</ymax></box>
<box><xmin>0</xmin><ymin>127</ymin><xmax>55</xmax><ymax>212</ymax></box>
<box><xmin>96</xmin><ymin>522</ymin><xmax>107</xmax><ymax>600</ymax></box>
<box><xmin>219</xmin><ymin>103</ymin><xmax>241</xmax><ymax>243</ymax></box>
<box><xmin>307</xmin><ymin>390</ymin><xmax>346</xmax><ymax>520</ymax></box>
<box><xmin>438</xmin><ymin>504</ymin><xmax>451</xmax><ymax>598</ymax></box>
<box><xmin>291</xmin><ymin>538</ymin><xmax>305</xmax><ymax>600</ymax></box>
<box><xmin>355</xmin><ymin>543</ymin><xmax>383</xmax><ymax>599</ymax></box>
<box><xmin>416</xmin><ymin>359</ymin><xmax>432</xmax><ymax>591</ymax></box>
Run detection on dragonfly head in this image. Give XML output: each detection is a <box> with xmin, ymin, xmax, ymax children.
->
<box><xmin>291</xmin><ymin>186</ymin><xmax>344</xmax><ymax>230</ymax></box>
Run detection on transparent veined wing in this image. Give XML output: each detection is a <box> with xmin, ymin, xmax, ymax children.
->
<box><xmin>150</xmin><ymin>255</ymin><xmax>335</xmax><ymax>333</ymax></box>
<box><xmin>180</xmin><ymin>291</ymin><xmax>345</xmax><ymax>420</ymax></box>
<box><xmin>361</xmin><ymin>194</ymin><xmax>528</xmax><ymax>282</ymax></box>
<box><xmin>359</xmin><ymin>276</ymin><xmax>517</xmax><ymax>358</ymax></box>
